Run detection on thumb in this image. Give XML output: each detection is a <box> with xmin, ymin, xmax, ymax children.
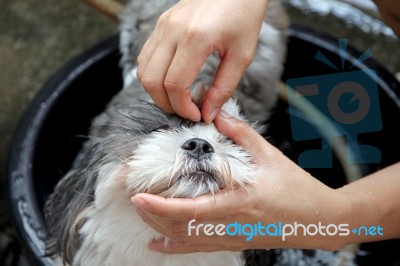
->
<box><xmin>214</xmin><ymin>110</ymin><xmax>277</xmax><ymax>159</ymax></box>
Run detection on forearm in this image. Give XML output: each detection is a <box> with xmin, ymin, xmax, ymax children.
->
<box><xmin>288</xmin><ymin>163</ymin><xmax>400</xmax><ymax>251</ymax></box>
<box><xmin>337</xmin><ymin>162</ymin><xmax>400</xmax><ymax>245</ymax></box>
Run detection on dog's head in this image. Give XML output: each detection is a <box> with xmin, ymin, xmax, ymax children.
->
<box><xmin>122</xmin><ymin>98</ymin><xmax>260</xmax><ymax>198</ymax></box>
<box><xmin>98</xmin><ymin>87</ymin><xmax>262</xmax><ymax>198</ymax></box>
<box><xmin>45</xmin><ymin>86</ymin><xmax>263</xmax><ymax>263</ymax></box>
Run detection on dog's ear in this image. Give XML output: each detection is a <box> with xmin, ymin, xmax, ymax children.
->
<box><xmin>44</xmin><ymin>143</ymin><xmax>100</xmax><ymax>264</ymax></box>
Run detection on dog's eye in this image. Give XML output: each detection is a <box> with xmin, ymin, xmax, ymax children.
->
<box><xmin>151</xmin><ymin>125</ymin><xmax>171</xmax><ymax>132</ymax></box>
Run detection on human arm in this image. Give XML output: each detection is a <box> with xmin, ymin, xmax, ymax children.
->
<box><xmin>136</xmin><ymin>0</ymin><xmax>269</xmax><ymax>123</ymax></box>
<box><xmin>131</xmin><ymin>111</ymin><xmax>400</xmax><ymax>253</ymax></box>
<box><xmin>337</xmin><ymin>162</ymin><xmax>400</xmax><ymax>245</ymax></box>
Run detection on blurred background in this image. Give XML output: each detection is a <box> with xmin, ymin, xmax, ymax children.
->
<box><xmin>0</xmin><ymin>0</ymin><xmax>399</xmax><ymax>265</ymax></box>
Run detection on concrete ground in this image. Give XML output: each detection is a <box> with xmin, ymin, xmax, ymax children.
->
<box><xmin>0</xmin><ymin>0</ymin><xmax>399</xmax><ymax>265</ymax></box>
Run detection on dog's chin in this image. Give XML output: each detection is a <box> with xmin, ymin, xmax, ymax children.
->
<box><xmin>162</xmin><ymin>171</ymin><xmax>220</xmax><ymax>198</ymax></box>
<box><xmin>137</xmin><ymin>170</ymin><xmax>220</xmax><ymax>198</ymax></box>
<box><xmin>188</xmin><ymin>171</ymin><xmax>217</xmax><ymax>183</ymax></box>
<box><xmin>127</xmin><ymin>148</ymin><xmax>257</xmax><ymax>199</ymax></box>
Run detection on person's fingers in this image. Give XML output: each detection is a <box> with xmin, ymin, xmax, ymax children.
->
<box><xmin>136</xmin><ymin>208</ymin><xmax>170</xmax><ymax>236</ymax></box>
<box><xmin>138</xmin><ymin>208</ymin><xmax>247</xmax><ymax>246</ymax></box>
<box><xmin>167</xmin><ymin>87</ymin><xmax>201</xmax><ymax>122</ymax></box>
<box><xmin>136</xmin><ymin>36</ymin><xmax>155</xmax><ymax>77</ymax></box>
<box><xmin>137</xmin><ymin>208</ymin><xmax>197</xmax><ymax>243</ymax></box>
<box><xmin>163</xmin><ymin>37</ymin><xmax>213</xmax><ymax>121</ymax></box>
<box><xmin>139</xmin><ymin>42</ymin><xmax>177</xmax><ymax>114</ymax></box>
<box><xmin>137</xmin><ymin>203</ymin><xmax>245</xmax><ymax>246</ymax></box>
<box><xmin>137</xmin><ymin>11</ymin><xmax>170</xmax><ymax>79</ymax></box>
<box><xmin>132</xmin><ymin>189</ymin><xmax>250</xmax><ymax>222</ymax></box>
<box><xmin>136</xmin><ymin>12</ymin><xmax>179</xmax><ymax>114</ymax></box>
<box><xmin>201</xmin><ymin>48</ymin><xmax>254</xmax><ymax>123</ymax></box>
<box><xmin>137</xmin><ymin>207</ymin><xmax>247</xmax><ymax>246</ymax></box>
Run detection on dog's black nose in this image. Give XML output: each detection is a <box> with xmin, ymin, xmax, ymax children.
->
<box><xmin>181</xmin><ymin>138</ymin><xmax>214</xmax><ymax>160</ymax></box>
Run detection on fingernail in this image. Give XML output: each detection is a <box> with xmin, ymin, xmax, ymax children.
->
<box><xmin>193</xmin><ymin>110</ymin><xmax>202</xmax><ymax>122</ymax></box>
<box><xmin>218</xmin><ymin>109</ymin><xmax>232</xmax><ymax>119</ymax></box>
<box><xmin>208</xmin><ymin>108</ymin><xmax>220</xmax><ymax>123</ymax></box>
<box><xmin>131</xmin><ymin>196</ymin><xmax>147</xmax><ymax>210</ymax></box>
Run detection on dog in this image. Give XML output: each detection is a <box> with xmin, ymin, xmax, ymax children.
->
<box><xmin>44</xmin><ymin>0</ymin><xmax>288</xmax><ymax>265</ymax></box>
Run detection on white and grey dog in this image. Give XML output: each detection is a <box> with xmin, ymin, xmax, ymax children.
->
<box><xmin>44</xmin><ymin>0</ymin><xmax>288</xmax><ymax>265</ymax></box>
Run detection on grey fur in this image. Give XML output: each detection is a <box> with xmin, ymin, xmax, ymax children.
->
<box><xmin>45</xmin><ymin>99</ymin><xmax>261</xmax><ymax>264</ymax></box>
<box><xmin>45</xmin><ymin>103</ymin><xmax>192</xmax><ymax>264</ymax></box>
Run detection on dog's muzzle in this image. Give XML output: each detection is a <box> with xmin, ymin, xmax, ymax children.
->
<box><xmin>181</xmin><ymin>138</ymin><xmax>214</xmax><ymax>160</ymax></box>
<box><xmin>178</xmin><ymin>138</ymin><xmax>219</xmax><ymax>187</ymax></box>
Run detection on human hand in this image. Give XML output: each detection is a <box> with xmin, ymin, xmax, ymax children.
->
<box><xmin>131</xmin><ymin>110</ymin><xmax>350</xmax><ymax>253</ymax></box>
<box><xmin>136</xmin><ymin>0</ymin><xmax>269</xmax><ymax>123</ymax></box>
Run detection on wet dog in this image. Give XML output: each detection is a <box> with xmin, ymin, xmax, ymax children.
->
<box><xmin>44</xmin><ymin>0</ymin><xmax>288</xmax><ymax>265</ymax></box>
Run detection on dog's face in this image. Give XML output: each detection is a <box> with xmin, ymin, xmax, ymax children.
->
<box><xmin>106</xmin><ymin>97</ymin><xmax>260</xmax><ymax>199</ymax></box>
<box><xmin>44</xmin><ymin>92</ymin><xmax>261</xmax><ymax>264</ymax></box>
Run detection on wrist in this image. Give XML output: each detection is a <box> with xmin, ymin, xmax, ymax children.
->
<box><xmin>336</xmin><ymin>184</ymin><xmax>388</xmax><ymax>246</ymax></box>
<box><xmin>317</xmin><ymin>188</ymin><xmax>354</xmax><ymax>251</ymax></box>
<box><xmin>249</xmin><ymin>180</ymin><xmax>352</xmax><ymax>251</ymax></box>
<box><xmin>303</xmin><ymin>186</ymin><xmax>351</xmax><ymax>251</ymax></box>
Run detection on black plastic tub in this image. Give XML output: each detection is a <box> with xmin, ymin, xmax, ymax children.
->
<box><xmin>6</xmin><ymin>24</ymin><xmax>400</xmax><ymax>265</ymax></box>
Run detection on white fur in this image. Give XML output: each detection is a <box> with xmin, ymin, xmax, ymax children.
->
<box><xmin>72</xmin><ymin>100</ymin><xmax>250</xmax><ymax>266</ymax></box>
<box><xmin>73</xmin><ymin>166</ymin><xmax>243</xmax><ymax>266</ymax></box>
<box><xmin>125</xmin><ymin>99</ymin><xmax>256</xmax><ymax>198</ymax></box>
